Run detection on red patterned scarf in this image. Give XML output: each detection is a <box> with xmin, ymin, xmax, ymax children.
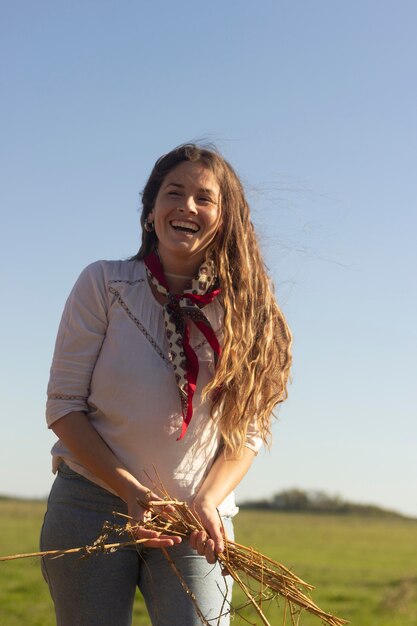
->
<box><xmin>144</xmin><ymin>251</ymin><xmax>221</xmax><ymax>440</ymax></box>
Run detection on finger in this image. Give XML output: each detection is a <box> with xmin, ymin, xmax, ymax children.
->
<box><xmin>215</xmin><ymin>537</ymin><xmax>224</xmax><ymax>554</ymax></box>
<box><xmin>158</xmin><ymin>503</ymin><xmax>178</xmax><ymax>522</ymax></box>
<box><xmin>195</xmin><ymin>531</ymin><xmax>208</xmax><ymax>556</ymax></box>
<box><xmin>143</xmin><ymin>535</ymin><xmax>182</xmax><ymax>548</ymax></box>
<box><xmin>131</xmin><ymin>526</ymin><xmax>158</xmax><ymax>539</ymax></box>
<box><xmin>189</xmin><ymin>530</ymin><xmax>199</xmax><ymax>550</ymax></box>
<box><xmin>204</xmin><ymin>538</ymin><xmax>217</xmax><ymax>564</ymax></box>
<box><xmin>203</xmin><ymin>520</ymin><xmax>224</xmax><ymax>555</ymax></box>
<box><xmin>137</xmin><ymin>489</ymin><xmax>163</xmax><ymax>509</ymax></box>
<box><xmin>132</xmin><ymin>528</ymin><xmax>182</xmax><ymax>546</ymax></box>
<box><xmin>131</xmin><ymin>525</ymin><xmax>176</xmax><ymax>541</ymax></box>
<box><xmin>142</xmin><ymin>538</ymin><xmax>174</xmax><ymax>548</ymax></box>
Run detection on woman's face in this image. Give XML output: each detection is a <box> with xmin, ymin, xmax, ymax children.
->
<box><xmin>148</xmin><ymin>161</ymin><xmax>221</xmax><ymax>273</ymax></box>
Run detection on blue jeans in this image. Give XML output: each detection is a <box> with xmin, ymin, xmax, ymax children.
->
<box><xmin>40</xmin><ymin>463</ymin><xmax>233</xmax><ymax>626</ymax></box>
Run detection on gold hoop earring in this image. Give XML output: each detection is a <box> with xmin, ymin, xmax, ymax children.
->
<box><xmin>144</xmin><ymin>219</ymin><xmax>155</xmax><ymax>233</ymax></box>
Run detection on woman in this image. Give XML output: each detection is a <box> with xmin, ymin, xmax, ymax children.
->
<box><xmin>41</xmin><ymin>144</ymin><xmax>292</xmax><ymax>626</ymax></box>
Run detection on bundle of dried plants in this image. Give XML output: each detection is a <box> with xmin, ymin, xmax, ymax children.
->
<box><xmin>1</xmin><ymin>492</ymin><xmax>348</xmax><ymax>626</ymax></box>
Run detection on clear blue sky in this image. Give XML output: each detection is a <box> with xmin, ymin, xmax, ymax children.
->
<box><xmin>1</xmin><ymin>1</ymin><xmax>416</xmax><ymax>517</ymax></box>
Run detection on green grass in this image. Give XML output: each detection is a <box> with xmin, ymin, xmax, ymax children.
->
<box><xmin>0</xmin><ymin>500</ymin><xmax>416</xmax><ymax>625</ymax></box>
<box><xmin>232</xmin><ymin>511</ymin><xmax>417</xmax><ymax>625</ymax></box>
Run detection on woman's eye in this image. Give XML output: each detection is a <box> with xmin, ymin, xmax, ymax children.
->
<box><xmin>168</xmin><ymin>191</ymin><xmax>180</xmax><ymax>197</ymax></box>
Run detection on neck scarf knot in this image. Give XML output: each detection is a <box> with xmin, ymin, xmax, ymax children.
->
<box><xmin>144</xmin><ymin>251</ymin><xmax>221</xmax><ymax>440</ymax></box>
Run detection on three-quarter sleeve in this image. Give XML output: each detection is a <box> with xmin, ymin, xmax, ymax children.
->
<box><xmin>46</xmin><ymin>261</ymin><xmax>108</xmax><ymax>427</ymax></box>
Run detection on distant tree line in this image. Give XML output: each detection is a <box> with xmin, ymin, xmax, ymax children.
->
<box><xmin>239</xmin><ymin>488</ymin><xmax>406</xmax><ymax>518</ymax></box>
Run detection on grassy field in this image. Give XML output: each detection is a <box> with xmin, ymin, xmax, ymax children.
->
<box><xmin>0</xmin><ymin>499</ymin><xmax>416</xmax><ymax>625</ymax></box>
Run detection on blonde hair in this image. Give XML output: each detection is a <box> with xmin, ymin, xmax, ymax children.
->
<box><xmin>134</xmin><ymin>144</ymin><xmax>292</xmax><ymax>454</ymax></box>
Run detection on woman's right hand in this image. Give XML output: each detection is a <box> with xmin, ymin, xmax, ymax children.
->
<box><xmin>50</xmin><ymin>413</ymin><xmax>182</xmax><ymax>549</ymax></box>
<box><xmin>127</xmin><ymin>487</ymin><xmax>182</xmax><ymax>548</ymax></box>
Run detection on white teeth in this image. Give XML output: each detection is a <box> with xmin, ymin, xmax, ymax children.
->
<box><xmin>170</xmin><ymin>220</ymin><xmax>200</xmax><ymax>232</ymax></box>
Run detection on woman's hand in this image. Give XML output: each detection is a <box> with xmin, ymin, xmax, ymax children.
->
<box><xmin>127</xmin><ymin>487</ymin><xmax>182</xmax><ymax>549</ymax></box>
<box><xmin>190</xmin><ymin>496</ymin><xmax>225</xmax><ymax>564</ymax></box>
<box><xmin>187</xmin><ymin>447</ymin><xmax>255</xmax><ymax>566</ymax></box>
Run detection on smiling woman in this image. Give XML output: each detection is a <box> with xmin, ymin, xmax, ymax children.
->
<box><xmin>40</xmin><ymin>143</ymin><xmax>292</xmax><ymax>626</ymax></box>
<box><xmin>147</xmin><ymin>161</ymin><xmax>221</xmax><ymax>286</ymax></box>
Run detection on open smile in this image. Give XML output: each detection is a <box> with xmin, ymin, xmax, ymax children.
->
<box><xmin>169</xmin><ymin>220</ymin><xmax>201</xmax><ymax>234</ymax></box>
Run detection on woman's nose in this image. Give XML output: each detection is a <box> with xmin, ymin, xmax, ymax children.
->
<box><xmin>178</xmin><ymin>196</ymin><xmax>198</xmax><ymax>214</ymax></box>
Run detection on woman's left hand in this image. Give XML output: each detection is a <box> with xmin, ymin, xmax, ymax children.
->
<box><xmin>190</xmin><ymin>497</ymin><xmax>224</xmax><ymax>564</ymax></box>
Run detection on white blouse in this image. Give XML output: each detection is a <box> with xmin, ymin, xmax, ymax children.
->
<box><xmin>46</xmin><ymin>259</ymin><xmax>262</xmax><ymax>516</ymax></box>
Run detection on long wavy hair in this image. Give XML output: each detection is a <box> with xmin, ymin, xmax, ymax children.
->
<box><xmin>133</xmin><ymin>144</ymin><xmax>292</xmax><ymax>454</ymax></box>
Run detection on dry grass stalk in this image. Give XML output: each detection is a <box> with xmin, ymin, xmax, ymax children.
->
<box><xmin>134</xmin><ymin>498</ymin><xmax>348</xmax><ymax>626</ymax></box>
<box><xmin>0</xmin><ymin>496</ymin><xmax>348</xmax><ymax>626</ymax></box>
<box><xmin>161</xmin><ymin>546</ymin><xmax>211</xmax><ymax>626</ymax></box>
